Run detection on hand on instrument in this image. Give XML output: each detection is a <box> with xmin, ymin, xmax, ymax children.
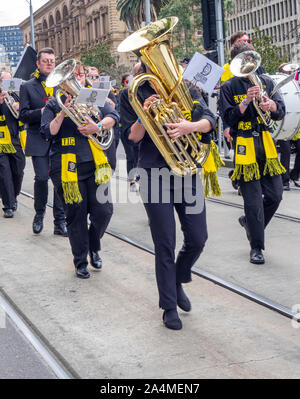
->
<box><xmin>77</xmin><ymin>116</ymin><xmax>99</xmax><ymax>137</ymax></box>
<box><xmin>246</xmin><ymin>86</ymin><xmax>260</xmax><ymax>103</ymax></box>
<box><xmin>224</xmin><ymin>127</ymin><xmax>233</xmax><ymax>143</ymax></box>
<box><xmin>259</xmin><ymin>95</ymin><xmax>273</xmax><ymax>112</ymax></box>
<box><xmin>0</xmin><ymin>91</ymin><xmax>7</xmax><ymax>104</ymax></box>
<box><xmin>165</xmin><ymin>118</ymin><xmax>193</xmax><ymax>139</ymax></box>
<box><xmin>12</xmin><ymin>102</ymin><xmax>19</xmax><ymax>112</ymax></box>
<box><xmin>143</xmin><ymin>95</ymin><xmax>160</xmax><ymax>111</ymax></box>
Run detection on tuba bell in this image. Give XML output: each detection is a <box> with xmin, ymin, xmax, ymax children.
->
<box><xmin>230</xmin><ymin>50</ymin><xmax>274</xmax><ymax>127</ymax></box>
<box><xmin>45</xmin><ymin>59</ymin><xmax>114</xmax><ymax>150</ymax></box>
<box><xmin>118</xmin><ymin>17</ymin><xmax>210</xmax><ymax>176</ymax></box>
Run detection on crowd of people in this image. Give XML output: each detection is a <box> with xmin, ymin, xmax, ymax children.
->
<box><xmin>0</xmin><ymin>27</ymin><xmax>299</xmax><ymax>330</ymax></box>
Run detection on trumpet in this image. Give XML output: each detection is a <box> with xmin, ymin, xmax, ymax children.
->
<box><xmin>46</xmin><ymin>59</ymin><xmax>114</xmax><ymax>150</ymax></box>
<box><xmin>230</xmin><ymin>50</ymin><xmax>273</xmax><ymax>127</ymax></box>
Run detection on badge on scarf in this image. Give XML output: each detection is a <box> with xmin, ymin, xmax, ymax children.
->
<box><xmin>237</xmin><ymin>144</ymin><xmax>246</xmax><ymax>155</ymax></box>
<box><xmin>68</xmin><ymin>161</ymin><xmax>77</xmax><ymax>172</ymax></box>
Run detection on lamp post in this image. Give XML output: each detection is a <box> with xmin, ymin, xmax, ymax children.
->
<box><xmin>25</xmin><ymin>0</ymin><xmax>35</xmax><ymax>49</ymax></box>
<box><xmin>145</xmin><ymin>0</ymin><xmax>151</xmax><ymax>25</ymax></box>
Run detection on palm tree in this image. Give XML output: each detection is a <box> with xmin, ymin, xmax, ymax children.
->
<box><xmin>117</xmin><ymin>0</ymin><xmax>169</xmax><ymax>30</ymax></box>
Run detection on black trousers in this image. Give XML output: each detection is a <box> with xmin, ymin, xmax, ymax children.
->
<box><xmin>51</xmin><ymin>171</ymin><xmax>113</xmax><ymax>268</ymax></box>
<box><xmin>120</xmin><ymin>133</ymin><xmax>139</xmax><ymax>178</ymax></box>
<box><xmin>32</xmin><ymin>155</ymin><xmax>65</xmax><ymax>225</ymax></box>
<box><xmin>140</xmin><ymin>168</ymin><xmax>208</xmax><ymax>310</ymax></box>
<box><xmin>290</xmin><ymin>139</ymin><xmax>300</xmax><ymax>181</ymax></box>
<box><xmin>278</xmin><ymin>140</ymin><xmax>291</xmax><ymax>184</ymax></box>
<box><xmin>0</xmin><ymin>149</ymin><xmax>25</xmax><ymax>210</ymax></box>
<box><xmin>239</xmin><ymin>162</ymin><xmax>283</xmax><ymax>250</ymax></box>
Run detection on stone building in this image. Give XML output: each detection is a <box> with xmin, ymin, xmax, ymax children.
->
<box><xmin>226</xmin><ymin>0</ymin><xmax>300</xmax><ymax>63</ymax></box>
<box><xmin>19</xmin><ymin>0</ymin><xmax>134</xmax><ymax>68</ymax></box>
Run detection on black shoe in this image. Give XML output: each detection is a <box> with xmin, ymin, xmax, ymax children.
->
<box><xmin>176</xmin><ymin>284</ymin><xmax>191</xmax><ymax>312</ymax></box>
<box><xmin>33</xmin><ymin>215</ymin><xmax>44</xmax><ymax>234</ymax></box>
<box><xmin>163</xmin><ymin>309</ymin><xmax>182</xmax><ymax>330</ymax></box>
<box><xmin>75</xmin><ymin>265</ymin><xmax>90</xmax><ymax>279</ymax></box>
<box><xmin>89</xmin><ymin>251</ymin><xmax>102</xmax><ymax>269</ymax></box>
<box><xmin>250</xmin><ymin>248</ymin><xmax>265</xmax><ymax>264</ymax></box>
<box><xmin>291</xmin><ymin>179</ymin><xmax>300</xmax><ymax>188</ymax></box>
<box><xmin>239</xmin><ymin>215</ymin><xmax>251</xmax><ymax>242</ymax></box>
<box><xmin>12</xmin><ymin>200</ymin><xmax>18</xmax><ymax>212</ymax></box>
<box><xmin>54</xmin><ymin>222</ymin><xmax>68</xmax><ymax>237</ymax></box>
<box><xmin>283</xmin><ymin>183</ymin><xmax>290</xmax><ymax>191</ymax></box>
<box><xmin>3</xmin><ymin>209</ymin><xmax>14</xmax><ymax>218</ymax></box>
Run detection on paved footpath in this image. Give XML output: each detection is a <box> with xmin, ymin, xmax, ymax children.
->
<box><xmin>1</xmin><ymin>185</ymin><xmax>300</xmax><ymax>378</ymax></box>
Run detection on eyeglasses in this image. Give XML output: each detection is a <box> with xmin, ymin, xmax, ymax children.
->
<box><xmin>40</xmin><ymin>60</ymin><xmax>55</xmax><ymax>64</ymax></box>
<box><xmin>75</xmin><ymin>73</ymin><xmax>85</xmax><ymax>78</ymax></box>
<box><xmin>238</xmin><ymin>38</ymin><xmax>252</xmax><ymax>44</ymax></box>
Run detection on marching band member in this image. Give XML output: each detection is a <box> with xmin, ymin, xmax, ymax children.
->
<box><xmin>276</xmin><ymin>63</ymin><xmax>300</xmax><ymax>190</ymax></box>
<box><xmin>40</xmin><ymin>63</ymin><xmax>119</xmax><ymax>279</ymax></box>
<box><xmin>120</xmin><ymin>63</ymin><xmax>216</xmax><ymax>330</ymax></box>
<box><xmin>19</xmin><ymin>47</ymin><xmax>67</xmax><ymax>236</ymax></box>
<box><xmin>219</xmin><ymin>42</ymin><xmax>286</xmax><ymax>265</ymax></box>
<box><xmin>0</xmin><ymin>90</ymin><xmax>25</xmax><ymax>218</ymax></box>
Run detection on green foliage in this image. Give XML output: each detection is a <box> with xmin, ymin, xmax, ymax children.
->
<box><xmin>223</xmin><ymin>0</ymin><xmax>234</xmax><ymax>14</ymax></box>
<box><xmin>159</xmin><ymin>0</ymin><xmax>202</xmax><ymax>60</ymax></box>
<box><xmin>117</xmin><ymin>0</ymin><xmax>169</xmax><ymax>30</ymax></box>
<box><xmin>251</xmin><ymin>27</ymin><xmax>288</xmax><ymax>74</ymax></box>
<box><xmin>80</xmin><ymin>42</ymin><xmax>128</xmax><ymax>87</ymax></box>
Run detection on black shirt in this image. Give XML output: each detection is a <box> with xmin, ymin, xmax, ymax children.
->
<box><xmin>40</xmin><ymin>97</ymin><xmax>119</xmax><ymax>171</ymax></box>
<box><xmin>120</xmin><ymin>81</ymin><xmax>216</xmax><ymax>169</ymax></box>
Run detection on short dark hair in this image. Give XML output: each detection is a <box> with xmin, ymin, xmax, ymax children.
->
<box><xmin>37</xmin><ymin>47</ymin><xmax>55</xmax><ymax>61</ymax></box>
<box><xmin>230</xmin><ymin>31</ymin><xmax>247</xmax><ymax>46</ymax></box>
<box><xmin>121</xmin><ymin>74</ymin><xmax>130</xmax><ymax>83</ymax></box>
<box><xmin>230</xmin><ymin>41</ymin><xmax>254</xmax><ymax>60</ymax></box>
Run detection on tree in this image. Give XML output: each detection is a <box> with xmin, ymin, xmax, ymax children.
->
<box><xmin>80</xmin><ymin>42</ymin><xmax>128</xmax><ymax>87</ymax></box>
<box><xmin>251</xmin><ymin>27</ymin><xmax>288</xmax><ymax>74</ymax></box>
<box><xmin>159</xmin><ymin>0</ymin><xmax>202</xmax><ymax>60</ymax></box>
<box><xmin>117</xmin><ymin>0</ymin><xmax>169</xmax><ymax>30</ymax></box>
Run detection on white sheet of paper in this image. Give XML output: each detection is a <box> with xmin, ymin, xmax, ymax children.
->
<box><xmin>182</xmin><ymin>52</ymin><xmax>224</xmax><ymax>94</ymax></box>
<box><xmin>92</xmin><ymin>81</ymin><xmax>111</xmax><ymax>90</ymax></box>
<box><xmin>2</xmin><ymin>78</ymin><xmax>23</xmax><ymax>93</ymax></box>
<box><xmin>110</xmin><ymin>79</ymin><xmax>116</xmax><ymax>87</ymax></box>
<box><xmin>75</xmin><ymin>88</ymin><xmax>110</xmax><ymax>107</ymax></box>
<box><xmin>99</xmin><ymin>76</ymin><xmax>110</xmax><ymax>82</ymax></box>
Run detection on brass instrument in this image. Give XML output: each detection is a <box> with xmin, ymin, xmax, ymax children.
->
<box><xmin>282</xmin><ymin>63</ymin><xmax>299</xmax><ymax>74</ymax></box>
<box><xmin>0</xmin><ymin>84</ymin><xmax>19</xmax><ymax>119</ymax></box>
<box><xmin>230</xmin><ymin>50</ymin><xmax>273</xmax><ymax>127</ymax></box>
<box><xmin>45</xmin><ymin>59</ymin><xmax>114</xmax><ymax>150</ymax></box>
<box><xmin>117</xmin><ymin>17</ymin><xmax>210</xmax><ymax>176</ymax></box>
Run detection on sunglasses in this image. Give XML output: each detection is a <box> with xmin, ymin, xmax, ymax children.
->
<box><xmin>238</xmin><ymin>38</ymin><xmax>252</xmax><ymax>44</ymax></box>
<box><xmin>90</xmin><ymin>76</ymin><xmax>100</xmax><ymax>80</ymax></box>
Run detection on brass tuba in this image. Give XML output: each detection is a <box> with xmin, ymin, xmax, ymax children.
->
<box><xmin>118</xmin><ymin>17</ymin><xmax>210</xmax><ymax>176</ymax></box>
<box><xmin>230</xmin><ymin>50</ymin><xmax>274</xmax><ymax>127</ymax></box>
<box><xmin>45</xmin><ymin>59</ymin><xmax>114</xmax><ymax>150</ymax></box>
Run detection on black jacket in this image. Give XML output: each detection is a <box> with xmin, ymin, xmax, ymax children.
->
<box><xmin>19</xmin><ymin>77</ymin><xmax>56</xmax><ymax>156</ymax></box>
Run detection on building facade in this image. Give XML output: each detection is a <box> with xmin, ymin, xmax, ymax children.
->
<box><xmin>226</xmin><ymin>0</ymin><xmax>300</xmax><ymax>63</ymax></box>
<box><xmin>19</xmin><ymin>0</ymin><xmax>134</xmax><ymax>68</ymax></box>
<box><xmin>0</xmin><ymin>25</ymin><xmax>23</xmax><ymax>70</ymax></box>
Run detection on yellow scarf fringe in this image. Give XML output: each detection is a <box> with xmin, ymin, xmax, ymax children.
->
<box><xmin>95</xmin><ymin>163</ymin><xmax>112</xmax><ymax>185</ymax></box>
<box><xmin>231</xmin><ymin>163</ymin><xmax>260</xmax><ymax>182</ymax></box>
<box><xmin>202</xmin><ymin>142</ymin><xmax>224</xmax><ymax>197</ymax></box>
<box><xmin>62</xmin><ymin>181</ymin><xmax>83</xmax><ymax>205</ymax></box>
<box><xmin>263</xmin><ymin>158</ymin><xmax>286</xmax><ymax>176</ymax></box>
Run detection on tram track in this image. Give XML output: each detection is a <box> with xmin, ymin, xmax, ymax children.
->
<box><xmin>18</xmin><ymin>189</ymin><xmax>300</xmax><ymax>327</ymax></box>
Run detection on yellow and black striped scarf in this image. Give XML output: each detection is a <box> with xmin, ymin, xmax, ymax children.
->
<box><xmin>60</xmin><ymin>138</ymin><xmax>112</xmax><ymax>205</ymax></box>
